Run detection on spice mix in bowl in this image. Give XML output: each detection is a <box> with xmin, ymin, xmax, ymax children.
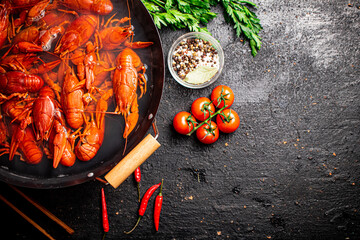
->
<box><xmin>168</xmin><ymin>32</ymin><xmax>224</xmax><ymax>89</ymax></box>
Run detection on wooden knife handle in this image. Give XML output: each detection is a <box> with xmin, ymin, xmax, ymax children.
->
<box><xmin>105</xmin><ymin>134</ymin><xmax>161</xmax><ymax>188</ymax></box>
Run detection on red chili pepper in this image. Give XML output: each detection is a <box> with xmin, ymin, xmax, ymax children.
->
<box><xmin>154</xmin><ymin>179</ymin><xmax>164</xmax><ymax>231</ymax></box>
<box><xmin>134</xmin><ymin>167</ymin><xmax>141</xmax><ymax>202</ymax></box>
<box><xmin>101</xmin><ymin>188</ymin><xmax>109</xmax><ymax>240</ymax></box>
<box><xmin>124</xmin><ymin>181</ymin><xmax>162</xmax><ymax>234</ymax></box>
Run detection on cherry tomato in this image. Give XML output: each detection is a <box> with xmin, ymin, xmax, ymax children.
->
<box><xmin>216</xmin><ymin>109</ymin><xmax>240</xmax><ymax>133</ymax></box>
<box><xmin>196</xmin><ymin>121</ymin><xmax>219</xmax><ymax>144</ymax></box>
<box><xmin>173</xmin><ymin>111</ymin><xmax>197</xmax><ymax>135</ymax></box>
<box><xmin>210</xmin><ymin>85</ymin><xmax>234</xmax><ymax>109</ymax></box>
<box><xmin>191</xmin><ymin>97</ymin><xmax>215</xmax><ymax>121</ymax></box>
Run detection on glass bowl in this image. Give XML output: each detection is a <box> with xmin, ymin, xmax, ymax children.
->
<box><xmin>167</xmin><ymin>32</ymin><xmax>224</xmax><ymax>89</ymax></box>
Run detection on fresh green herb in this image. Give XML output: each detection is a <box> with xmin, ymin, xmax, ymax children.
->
<box><xmin>219</xmin><ymin>0</ymin><xmax>262</xmax><ymax>56</ymax></box>
<box><xmin>141</xmin><ymin>0</ymin><xmax>262</xmax><ymax>56</ymax></box>
<box><xmin>142</xmin><ymin>0</ymin><xmax>217</xmax><ymax>32</ymax></box>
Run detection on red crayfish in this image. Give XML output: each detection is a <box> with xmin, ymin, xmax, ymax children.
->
<box><xmin>0</xmin><ymin>0</ymin><xmax>154</xmax><ymax>168</ymax></box>
<box><xmin>112</xmin><ymin>48</ymin><xmax>148</xmax><ymax>139</ymax></box>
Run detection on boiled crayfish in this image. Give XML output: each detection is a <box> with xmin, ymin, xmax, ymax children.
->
<box><xmin>75</xmin><ymin>89</ymin><xmax>112</xmax><ymax>161</ymax></box>
<box><xmin>54</xmin><ymin>14</ymin><xmax>98</xmax><ymax>57</ymax></box>
<box><xmin>0</xmin><ymin>0</ymin><xmax>154</xmax><ymax>168</ymax></box>
<box><xmin>112</xmin><ymin>48</ymin><xmax>148</xmax><ymax>139</ymax></box>
<box><xmin>59</xmin><ymin>0</ymin><xmax>113</xmax><ymax>15</ymax></box>
<box><xmin>61</xmin><ymin>69</ymin><xmax>86</xmax><ymax>129</ymax></box>
<box><xmin>11</xmin><ymin>124</ymin><xmax>43</xmax><ymax>164</ymax></box>
<box><xmin>0</xmin><ymin>71</ymin><xmax>44</xmax><ymax>94</ymax></box>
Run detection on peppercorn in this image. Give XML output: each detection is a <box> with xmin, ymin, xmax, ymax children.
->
<box><xmin>172</xmin><ymin>37</ymin><xmax>220</xmax><ymax>79</ymax></box>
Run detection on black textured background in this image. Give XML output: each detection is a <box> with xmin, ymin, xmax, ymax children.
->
<box><xmin>1</xmin><ymin>0</ymin><xmax>360</xmax><ymax>239</ymax></box>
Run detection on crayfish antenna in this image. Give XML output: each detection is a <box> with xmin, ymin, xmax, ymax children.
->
<box><xmin>122</xmin><ymin>137</ymin><xmax>127</xmax><ymax>156</ymax></box>
<box><xmin>127</xmin><ymin>0</ymin><xmax>132</xmax><ymax>27</ymax></box>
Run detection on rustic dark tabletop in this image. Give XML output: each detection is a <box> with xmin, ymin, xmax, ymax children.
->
<box><xmin>1</xmin><ymin>0</ymin><xmax>360</xmax><ymax>239</ymax></box>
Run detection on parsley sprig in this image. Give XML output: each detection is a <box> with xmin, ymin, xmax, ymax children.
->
<box><xmin>220</xmin><ymin>0</ymin><xmax>262</xmax><ymax>56</ymax></box>
<box><xmin>142</xmin><ymin>0</ymin><xmax>217</xmax><ymax>32</ymax></box>
<box><xmin>141</xmin><ymin>0</ymin><xmax>262</xmax><ymax>56</ymax></box>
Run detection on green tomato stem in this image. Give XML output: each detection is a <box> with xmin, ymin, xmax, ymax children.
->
<box><xmin>187</xmin><ymin>105</ymin><xmax>227</xmax><ymax>136</ymax></box>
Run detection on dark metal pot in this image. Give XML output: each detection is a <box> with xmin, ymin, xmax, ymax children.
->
<box><xmin>0</xmin><ymin>0</ymin><xmax>164</xmax><ymax>189</ymax></box>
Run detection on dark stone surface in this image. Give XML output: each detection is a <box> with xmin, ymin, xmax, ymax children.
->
<box><xmin>1</xmin><ymin>1</ymin><xmax>360</xmax><ymax>239</ymax></box>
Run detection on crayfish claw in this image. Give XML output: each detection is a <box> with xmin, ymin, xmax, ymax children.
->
<box><xmin>123</xmin><ymin>97</ymin><xmax>138</xmax><ymax>139</ymax></box>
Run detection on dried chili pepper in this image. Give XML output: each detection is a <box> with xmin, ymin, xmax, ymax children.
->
<box><xmin>134</xmin><ymin>167</ymin><xmax>141</xmax><ymax>202</ymax></box>
<box><xmin>124</xmin><ymin>181</ymin><xmax>162</xmax><ymax>234</ymax></box>
<box><xmin>101</xmin><ymin>188</ymin><xmax>109</xmax><ymax>240</ymax></box>
<box><xmin>154</xmin><ymin>179</ymin><xmax>164</xmax><ymax>231</ymax></box>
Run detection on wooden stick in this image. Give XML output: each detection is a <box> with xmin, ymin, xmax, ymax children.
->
<box><xmin>8</xmin><ymin>185</ymin><xmax>75</xmax><ymax>235</ymax></box>
<box><xmin>0</xmin><ymin>194</ymin><xmax>56</xmax><ymax>240</ymax></box>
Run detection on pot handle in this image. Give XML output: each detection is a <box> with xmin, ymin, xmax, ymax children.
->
<box><xmin>104</xmin><ymin>134</ymin><xmax>160</xmax><ymax>188</ymax></box>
